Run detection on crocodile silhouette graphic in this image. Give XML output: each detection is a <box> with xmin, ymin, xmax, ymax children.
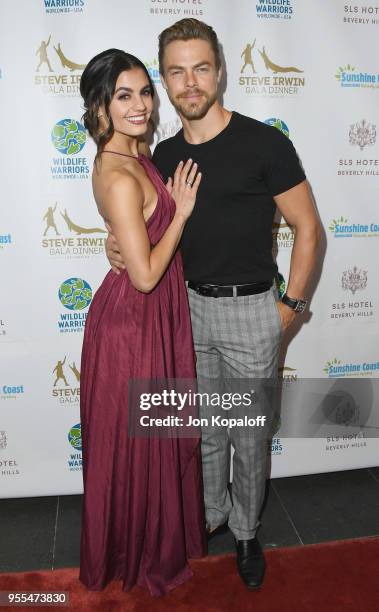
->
<box><xmin>69</xmin><ymin>362</ymin><xmax>80</xmax><ymax>382</ymax></box>
<box><xmin>61</xmin><ymin>209</ymin><xmax>106</xmax><ymax>235</ymax></box>
<box><xmin>258</xmin><ymin>47</ymin><xmax>303</xmax><ymax>74</ymax></box>
<box><xmin>53</xmin><ymin>43</ymin><xmax>86</xmax><ymax>71</ymax></box>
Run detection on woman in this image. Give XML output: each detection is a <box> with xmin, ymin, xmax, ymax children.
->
<box><xmin>79</xmin><ymin>49</ymin><xmax>206</xmax><ymax>597</ymax></box>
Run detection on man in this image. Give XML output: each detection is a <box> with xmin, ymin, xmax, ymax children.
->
<box><xmin>106</xmin><ymin>18</ymin><xmax>321</xmax><ymax>590</ymax></box>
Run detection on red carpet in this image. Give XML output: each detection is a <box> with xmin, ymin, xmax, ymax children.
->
<box><xmin>1</xmin><ymin>538</ymin><xmax>378</xmax><ymax>611</ymax></box>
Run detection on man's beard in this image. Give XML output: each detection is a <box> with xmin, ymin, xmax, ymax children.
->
<box><xmin>169</xmin><ymin>89</ymin><xmax>218</xmax><ymax>120</ymax></box>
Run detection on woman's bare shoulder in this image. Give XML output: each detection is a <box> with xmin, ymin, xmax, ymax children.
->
<box><xmin>93</xmin><ymin>164</ymin><xmax>144</xmax><ymax>217</ymax></box>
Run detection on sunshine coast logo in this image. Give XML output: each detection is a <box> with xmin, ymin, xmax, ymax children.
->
<box><xmin>255</xmin><ymin>0</ymin><xmax>294</xmax><ymax>19</ymax></box>
<box><xmin>0</xmin><ymin>233</ymin><xmax>12</xmax><ymax>250</ymax></box>
<box><xmin>335</xmin><ymin>65</ymin><xmax>379</xmax><ymax>88</ymax></box>
<box><xmin>50</xmin><ymin>119</ymin><xmax>89</xmax><ymax>180</ymax></box>
<box><xmin>156</xmin><ymin>118</ymin><xmax>182</xmax><ymax>144</ymax></box>
<box><xmin>323</xmin><ymin>357</ymin><xmax>379</xmax><ymax>378</ymax></box>
<box><xmin>67</xmin><ymin>422</ymin><xmax>82</xmax><ymax>472</ymax></box>
<box><xmin>42</xmin><ymin>202</ymin><xmax>106</xmax><ymax>259</ymax></box>
<box><xmin>148</xmin><ymin>0</ymin><xmax>205</xmax><ymax>17</ymax></box>
<box><xmin>343</xmin><ymin>4</ymin><xmax>379</xmax><ymax>25</ymax></box>
<box><xmin>57</xmin><ymin>277</ymin><xmax>92</xmax><ymax>333</ymax></box>
<box><xmin>329</xmin><ymin>217</ymin><xmax>379</xmax><ymax>238</ymax></box>
<box><xmin>264</xmin><ymin>118</ymin><xmax>289</xmax><ymax>137</ymax></box>
<box><xmin>1</xmin><ymin>385</ymin><xmax>25</xmax><ymax>401</ymax></box>
<box><xmin>35</xmin><ymin>36</ymin><xmax>86</xmax><ymax>96</ymax></box>
<box><xmin>239</xmin><ymin>38</ymin><xmax>304</xmax><ymax>96</ymax></box>
<box><xmin>52</xmin><ymin>356</ymin><xmax>80</xmax><ymax>406</ymax></box>
<box><xmin>43</xmin><ymin>0</ymin><xmax>85</xmax><ymax>14</ymax></box>
<box><xmin>144</xmin><ymin>59</ymin><xmax>160</xmax><ymax>84</ymax></box>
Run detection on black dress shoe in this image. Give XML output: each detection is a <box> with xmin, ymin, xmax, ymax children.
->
<box><xmin>235</xmin><ymin>537</ymin><xmax>266</xmax><ymax>590</ymax></box>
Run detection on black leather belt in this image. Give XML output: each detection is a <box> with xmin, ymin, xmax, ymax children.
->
<box><xmin>187</xmin><ymin>281</ymin><xmax>271</xmax><ymax>298</ymax></box>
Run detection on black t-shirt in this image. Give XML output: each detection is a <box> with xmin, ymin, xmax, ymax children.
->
<box><xmin>152</xmin><ymin>111</ymin><xmax>306</xmax><ymax>284</ymax></box>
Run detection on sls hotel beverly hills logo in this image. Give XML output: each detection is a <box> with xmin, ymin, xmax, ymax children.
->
<box><xmin>338</xmin><ymin>119</ymin><xmax>379</xmax><ymax>177</ymax></box>
<box><xmin>343</xmin><ymin>4</ymin><xmax>379</xmax><ymax>25</ymax></box>
<box><xmin>50</xmin><ymin>119</ymin><xmax>89</xmax><ymax>180</ymax></box>
<box><xmin>34</xmin><ymin>35</ymin><xmax>86</xmax><ymax>96</ymax></box>
<box><xmin>329</xmin><ymin>266</ymin><xmax>375</xmax><ymax>322</ymax></box>
<box><xmin>0</xmin><ymin>431</ymin><xmax>21</xmax><ymax>478</ymax></box>
<box><xmin>148</xmin><ymin>0</ymin><xmax>207</xmax><ymax>18</ymax></box>
<box><xmin>42</xmin><ymin>202</ymin><xmax>106</xmax><ymax>259</ymax></box>
<box><xmin>239</xmin><ymin>37</ymin><xmax>304</xmax><ymax>96</ymax></box>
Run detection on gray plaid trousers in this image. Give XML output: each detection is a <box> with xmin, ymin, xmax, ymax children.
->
<box><xmin>187</xmin><ymin>285</ymin><xmax>282</xmax><ymax>540</ymax></box>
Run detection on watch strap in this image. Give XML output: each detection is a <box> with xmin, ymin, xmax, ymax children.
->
<box><xmin>281</xmin><ymin>293</ymin><xmax>307</xmax><ymax>313</ymax></box>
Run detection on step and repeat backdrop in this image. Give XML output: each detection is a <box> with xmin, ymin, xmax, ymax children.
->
<box><xmin>1</xmin><ymin>1</ymin><xmax>378</xmax><ymax>497</ymax></box>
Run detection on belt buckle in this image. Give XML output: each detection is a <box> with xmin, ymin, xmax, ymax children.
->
<box><xmin>198</xmin><ymin>284</ymin><xmax>218</xmax><ymax>297</ymax></box>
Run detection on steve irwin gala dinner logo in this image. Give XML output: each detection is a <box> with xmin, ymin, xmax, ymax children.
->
<box><xmin>35</xmin><ymin>35</ymin><xmax>86</xmax><ymax>96</ymax></box>
<box><xmin>239</xmin><ymin>37</ymin><xmax>304</xmax><ymax>97</ymax></box>
<box><xmin>41</xmin><ymin>202</ymin><xmax>106</xmax><ymax>259</ymax></box>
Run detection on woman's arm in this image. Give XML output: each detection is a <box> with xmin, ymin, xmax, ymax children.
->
<box><xmin>101</xmin><ymin>159</ymin><xmax>201</xmax><ymax>292</ymax></box>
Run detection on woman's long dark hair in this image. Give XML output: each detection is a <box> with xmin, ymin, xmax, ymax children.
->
<box><xmin>80</xmin><ymin>49</ymin><xmax>155</xmax><ymax>161</ymax></box>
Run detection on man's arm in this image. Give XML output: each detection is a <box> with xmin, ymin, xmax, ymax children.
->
<box><xmin>273</xmin><ymin>179</ymin><xmax>321</xmax><ymax>330</ymax></box>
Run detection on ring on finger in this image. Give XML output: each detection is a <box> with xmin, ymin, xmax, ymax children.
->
<box><xmin>185</xmin><ymin>180</ymin><xmax>193</xmax><ymax>187</ymax></box>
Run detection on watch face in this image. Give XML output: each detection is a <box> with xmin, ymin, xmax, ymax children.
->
<box><xmin>294</xmin><ymin>300</ymin><xmax>307</xmax><ymax>313</ymax></box>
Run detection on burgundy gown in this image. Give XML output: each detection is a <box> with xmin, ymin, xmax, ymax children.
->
<box><xmin>79</xmin><ymin>154</ymin><xmax>206</xmax><ymax>597</ymax></box>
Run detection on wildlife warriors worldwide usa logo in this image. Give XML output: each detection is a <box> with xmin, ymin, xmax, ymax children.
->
<box><xmin>239</xmin><ymin>37</ymin><xmax>304</xmax><ymax>96</ymax></box>
<box><xmin>57</xmin><ymin>278</ymin><xmax>92</xmax><ymax>334</ymax></box>
<box><xmin>42</xmin><ymin>202</ymin><xmax>106</xmax><ymax>259</ymax></box>
<box><xmin>52</xmin><ymin>119</ymin><xmax>86</xmax><ymax>155</ymax></box>
<box><xmin>50</xmin><ymin>119</ymin><xmax>89</xmax><ymax>180</ymax></box>
<box><xmin>34</xmin><ymin>35</ymin><xmax>86</xmax><ymax>96</ymax></box>
<box><xmin>44</xmin><ymin>0</ymin><xmax>85</xmax><ymax>15</ymax></box>
<box><xmin>67</xmin><ymin>423</ymin><xmax>82</xmax><ymax>472</ymax></box>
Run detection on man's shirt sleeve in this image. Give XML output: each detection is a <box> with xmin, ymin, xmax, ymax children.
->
<box><xmin>263</xmin><ymin>127</ymin><xmax>306</xmax><ymax>197</ymax></box>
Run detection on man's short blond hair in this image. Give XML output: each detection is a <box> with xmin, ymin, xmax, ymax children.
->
<box><xmin>158</xmin><ymin>18</ymin><xmax>221</xmax><ymax>74</ymax></box>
